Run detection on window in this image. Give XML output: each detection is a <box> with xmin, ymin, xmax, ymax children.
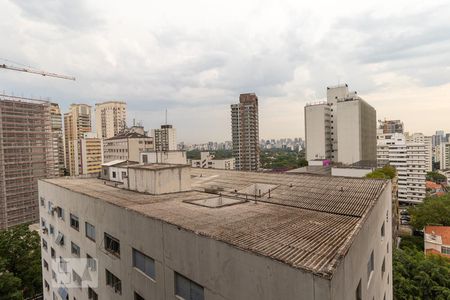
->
<box><xmin>88</xmin><ymin>287</ymin><xmax>98</xmax><ymax>300</ymax></box>
<box><xmin>142</xmin><ymin>154</ymin><xmax>148</xmax><ymax>163</ymax></box>
<box><xmin>73</xmin><ymin>270</ymin><xmax>82</xmax><ymax>288</ymax></box>
<box><xmin>50</xmin><ymin>224</ymin><xmax>55</xmax><ymax>235</ymax></box>
<box><xmin>71</xmin><ymin>242</ymin><xmax>80</xmax><ymax>257</ymax></box>
<box><xmin>55</xmin><ymin>232</ymin><xmax>65</xmax><ymax>246</ymax></box>
<box><xmin>442</xmin><ymin>246</ymin><xmax>450</xmax><ymax>255</ymax></box>
<box><xmin>87</xmin><ymin>254</ymin><xmax>97</xmax><ymax>271</ymax></box>
<box><xmin>104</xmin><ymin>233</ymin><xmax>120</xmax><ymax>257</ymax></box>
<box><xmin>44</xmin><ymin>280</ymin><xmax>50</xmax><ymax>291</ymax></box>
<box><xmin>43</xmin><ymin>259</ymin><xmax>49</xmax><ymax>271</ymax></box>
<box><xmin>381</xmin><ymin>222</ymin><xmax>385</xmax><ymax>239</ymax></box>
<box><xmin>106</xmin><ymin>269</ymin><xmax>122</xmax><ymax>294</ymax></box>
<box><xmin>175</xmin><ymin>272</ymin><xmax>204</xmax><ymax>300</ymax></box>
<box><xmin>42</xmin><ymin>238</ymin><xmax>48</xmax><ymax>251</ymax></box>
<box><xmin>135</xmin><ymin>292</ymin><xmax>145</xmax><ymax>300</ymax></box>
<box><xmin>122</xmin><ymin>171</ymin><xmax>127</xmax><ymax>178</ymax></box>
<box><xmin>40</xmin><ymin>197</ymin><xmax>45</xmax><ymax>207</ymax></box>
<box><xmin>56</xmin><ymin>206</ymin><xmax>64</xmax><ymax>220</ymax></box>
<box><xmin>381</xmin><ymin>257</ymin><xmax>386</xmax><ymax>278</ymax></box>
<box><xmin>85</xmin><ymin>222</ymin><xmax>96</xmax><ymax>241</ymax></box>
<box><xmin>387</xmin><ymin>242</ymin><xmax>389</xmax><ymax>254</ymax></box>
<box><xmin>70</xmin><ymin>214</ymin><xmax>79</xmax><ymax>231</ymax></box>
<box><xmin>112</xmin><ymin>171</ymin><xmax>116</xmax><ymax>178</ymax></box>
<box><xmin>355</xmin><ymin>279</ymin><xmax>362</xmax><ymax>300</ymax></box>
<box><xmin>59</xmin><ymin>257</ymin><xmax>68</xmax><ymax>273</ymax></box>
<box><xmin>48</xmin><ymin>201</ymin><xmax>54</xmax><ymax>215</ymax></box>
<box><xmin>367</xmin><ymin>250</ymin><xmax>374</xmax><ymax>284</ymax></box>
<box><xmin>52</xmin><ymin>270</ymin><xmax>57</xmax><ymax>282</ymax></box>
<box><xmin>51</xmin><ymin>247</ymin><xmax>56</xmax><ymax>259</ymax></box>
<box><xmin>133</xmin><ymin>248</ymin><xmax>155</xmax><ymax>279</ymax></box>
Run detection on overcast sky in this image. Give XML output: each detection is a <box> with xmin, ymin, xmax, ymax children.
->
<box><xmin>1</xmin><ymin>0</ymin><xmax>450</xmax><ymax>143</ymax></box>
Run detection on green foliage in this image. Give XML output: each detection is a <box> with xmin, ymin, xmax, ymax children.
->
<box><xmin>187</xmin><ymin>150</ymin><xmax>233</xmax><ymax>160</ymax></box>
<box><xmin>409</xmin><ymin>194</ymin><xmax>450</xmax><ymax>230</ymax></box>
<box><xmin>427</xmin><ymin>171</ymin><xmax>447</xmax><ymax>184</ymax></box>
<box><xmin>0</xmin><ymin>258</ymin><xmax>23</xmax><ymax>300</ymax></box>
<box><xmin>260</xmin><ymin>149</ymin><xmax>307</xmax><ymax>170</ymax></box>
<box><xmin>365</xmin><ymin>165</ymin><xmax>397</xmax><ymax>179</ymax></box>
<box><xmin>399</xmin><ymin>236</ymin><xmax>424</xmax><ymax>252</ymax></box>
<box><xmin>393</xmin><ymin>245</ymin><xmax>450</xmax><ymax>299</ymax></box>
<box><xmin>187</xmin><ymin>149</ymin><xmax>201</xmax><ymax>159</ymax></box>
<box><xmin>0</xmin><ymin>224</ymin><xmax>42</xmax><ymax>299</ymax></box>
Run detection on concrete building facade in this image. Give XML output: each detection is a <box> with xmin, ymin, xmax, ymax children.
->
<box><xmin>231</xmin><ymin>93</ymin><xmax>260</xmax><ymax>171</ymax></box>
<box><xmin>0</xmin><ymin>94</ymin><xmax>56</xmax><ymax>229</ymax></box>
<box><xmin>50</xmin><ymin>103</ymin><xmax>65</xmax><ymax>177</ymax></box>
<box><xmin>305</xmin><ymin>84</ymin><xmax>376</xmax><ymax>164</ymax></box>
<box><xmin>406</xmin><ymin>133</ymin><xmax>433</xmax><ymax>172</ymax></box>
<box><xmin>95</xmin><ymin>101</ymin><xmax>127</xmax><ymax>139</ymax></box>
<box><xmin>152</xmin><ymin>125</ymin><xmax>177</xmax><ymax>151</ymax></box>
<box><xmin>39</xmin><ymin>167</ymin><xmax>392</xmax><ymax>300</ymax></box>
<box><xmin>377</xmin><ymin>133</ymin><xmax>426</xmax><ymax>204</ymax></box>
<box><xmin>439</xmin><ymin>143</ymin><xmax>450</xmax><ymax>170</ymax></box>
<box><xmin>72</xmin><ymin>133</ymin><xmax>103</xmax><ymax>176</ymax></box>
<box><xmin>103</xmin><ymin>132</ymin><xmax>154</xmax><ymax>163</ymax></box>
<box><xmin>190</xmin><ymin>152</ymin><xmax>235</xmax><ymax>170</ymax></box>
<box><xmin>64</xmin><ymin>104</ymin><xmax>92</xmax><ymax>175</ymax></box>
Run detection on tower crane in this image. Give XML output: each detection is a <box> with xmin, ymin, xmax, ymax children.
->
<box><xmin>0</xmin><ymin>63</ymin><xmax>75</xmax><ymax>81</ymax></box>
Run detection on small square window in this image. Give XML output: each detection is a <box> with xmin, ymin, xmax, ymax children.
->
<box><xmin>106</xmin><ymin>269</ymin><xmax>121</xmax><ymax>294</ymax></box>
<box><xmin>71</xmin><ymin>242</ymin><xmax>80</xmax><ymax>257</ymax></box>
<box><xmin>104</xmin><ymin>233</ymin><xmax>120</xmax><ymax>257</ymax></box>
<box><xmin>175</xmin><ymin>272</ymin><xmax>204</xmax><ymax>300</ymax></box>
<box><xmin>70</xmin><ymin>214</ymin><xmax>79</xmax><ymax>231</ymax></box>
<box><xmin>85</xmin><ymin>222</ymin><xmax>96</xmax><ymax>242</ymax></box>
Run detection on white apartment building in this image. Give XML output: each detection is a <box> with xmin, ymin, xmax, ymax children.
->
<box><xmin>95</xmin><ymin>101</ymin><xmax>127</xmax><ymax>139</ymax></box>
<box><xmin>406</xmin><ymin>132</ymin><xmax>433</xmax><ymax>172</ymax></box>
<box><xmin>190</xmin><ymin>152</ymin><xmax>235</xmax><ymax>170</ymax></box>
<box><xmin>151</xmin><ymin>124</ymin><xmax>177</xmax><ymax>151</ymax></box>
<box><xmin>377</xmin><ymin>133</ymin><xmax>426</xmax><ymax>204</ymax></box>
<box><xmin>439</xmin><ymin>143</ymin><xmax>450</xmax><ymax>170</ymax></box>
<box><xmin>103</xmin><ymin>132</ymin><xmax>154</xmax><ymax>163</ymax></box>
<box><xmin>140</xmin><ymin>150</ymin><xmax>187</xmax><ymax>165</ymax></box>
<box><xmin>305</xmin><ymin>84</ymin><xmax>377</xmax><ymax>164</ymax></box>
<box><xmin>39</xmin><ymin>166</ymin><xmax>392</xmax><ymax>300</ymax></box>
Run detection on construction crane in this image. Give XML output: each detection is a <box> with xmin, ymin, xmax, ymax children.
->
<box><xmin>0</xmin><ymin>63</ymin><xmax>75</xmax><ymax>81</ymax></box>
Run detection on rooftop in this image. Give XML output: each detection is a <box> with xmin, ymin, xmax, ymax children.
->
<box><xmin>43</xmin><ymin>168</ymin><xmax>387</xmax><ymax>278</ymax></box>
<box><xmin>128</xmin><ymin>163</ymin><xmax>189</xmax><ymax>170</ymax></box>
<box><xmin>425</xmin><ymin>225</ymin><xmax>450</xmax><ymax>245</ymax></box>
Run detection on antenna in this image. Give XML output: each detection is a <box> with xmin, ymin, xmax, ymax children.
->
<box><xmin>165</xmin><ymin>109</ymin><xmax>168</xmax><ymax>125</ymax></box>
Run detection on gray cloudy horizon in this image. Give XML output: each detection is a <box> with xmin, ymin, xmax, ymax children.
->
<box><xmin>1</xmin><ymin>0</ymin><xmax>450</xmax><ymax>143</ymax></box>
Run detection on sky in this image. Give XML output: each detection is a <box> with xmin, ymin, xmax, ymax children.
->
<box><xmin>1</xmin><ymin>0</ymin><xmax>450</xmax><ymax>143</ymax></box>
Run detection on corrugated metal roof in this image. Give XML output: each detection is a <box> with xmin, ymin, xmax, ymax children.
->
<box><xmin>43</xmin><ymin>168</ymin><xmax>387</xmax><ymax>278</ymax></box>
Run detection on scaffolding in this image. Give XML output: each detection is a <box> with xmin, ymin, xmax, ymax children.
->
<box><xmin>0</xmin><ymin>94</ymin><xmax>56</xmax><ymax>229</ymax></box>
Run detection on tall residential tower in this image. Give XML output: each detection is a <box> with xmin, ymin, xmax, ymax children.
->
<box><xmin>95</xmin><ymin>101</ymin><xmax>127</xmax><ymax>139</ymax></box>
<box><xmin>305</xmin><ymin>84</ymin><xmax>376</xmax><ymax>165</ymax></box>
<box><xmin>231</xmin><ymin>93</ymin><xmax>260</xmax><ymax>171</ymax></box>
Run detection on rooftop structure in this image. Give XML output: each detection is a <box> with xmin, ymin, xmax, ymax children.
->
<box><xmin>424</xmin><ymin>226</ymin><xmax>450</xmax><ymax>258</ymax></box>
<box><xmin>103</xmin><ymin>131</ymin><xmax>154</xmax><ymax>163</ymax></box>
<box><xmin>40</xmin><ymin>166</ymin><xmax>392</xmax><ymax>300</ymax></box>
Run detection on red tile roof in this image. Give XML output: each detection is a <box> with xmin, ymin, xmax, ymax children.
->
<box><xmin>426</xmin><ymin>181</ymin><xmax>442</xmax><ymax>190</ymax></box>
<box><xmin>425</xmin><ymin>225</ymin><xmax>450</xmax><ymax>245</ymax></box>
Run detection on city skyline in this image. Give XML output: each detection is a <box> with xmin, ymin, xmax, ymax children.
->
<box><xmin>1</xmin><ymin>0</ymin><xmax>450</xmax><ymax>143</ymax></box>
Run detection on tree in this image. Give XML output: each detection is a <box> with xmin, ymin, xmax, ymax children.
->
<box><xmin>0</xmin><ymin>258</ymin><xmax>22</xmax><ymax>300</ymax></box>
<box><xmin>409</xmin><ymin>194</ymin><xmax>450</xmax><ymax>230</ymax></box>
<box><xmin>0</xmin><ymin>224</ymin><xmax>42</xmax><ymax>298</ymax></box>
<box><xmin>365</xmin><ymin>165</ymin><xmax>396</xmax><ymax>179</ymax></box>
<box><xmin>426</xmin><ymin>171</ymin><xmax>447</xmax><ymax>184</ymax></box>
<box><xmin>393</xmin><ymin>246</ymin><xmax>450</xmax><ymax>299</ymax></box>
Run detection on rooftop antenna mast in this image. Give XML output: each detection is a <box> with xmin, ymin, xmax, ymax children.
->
<box><xmin>165</xmin><ymin>108</ymin><xmax>168</xmax><ymax>125</ymax></box>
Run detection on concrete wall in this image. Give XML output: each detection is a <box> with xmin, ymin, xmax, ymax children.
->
<box><xmin>141</xmin><ymin>151</ymin><xmax>187</xmax><ymax>165</ymax></box>
<box><xmin>305</xmin><ymin>104</ymin><xmax>331</xmax><ymax>161</ymax></box>
<box><xmin>330</xmin><ymin>181</ymin><xmax>393</xmax><ymax>300</ymax></box>
<box><xmin>336</xmin><ymin>100</ymin><xmax>361</xmax><ymax>164</ymax></box>
<box><xmin>127</xmin><ymin>166</ymin><xmax>191</xmax><ymax>194</ymax></box>
<box><xmin>39</xmin><ymin>180</ymin><xmax>335</xmax><ymax>300</ymax></box>
<box><xmin>331</xmin><ymin>167</ymin><xmax>373</xmax><ymax>178</ymax></box>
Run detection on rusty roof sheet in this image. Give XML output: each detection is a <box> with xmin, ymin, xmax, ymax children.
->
<box><xmin>43</xmin><ymin>168</ymin><xmax>387</xmax><ymax>278</ymax></box>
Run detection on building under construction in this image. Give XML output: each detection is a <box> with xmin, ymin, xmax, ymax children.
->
<box><xmin>0</xmin><ymin>94</ymin><xmax>57</xmax><ymax>229</ymax></box>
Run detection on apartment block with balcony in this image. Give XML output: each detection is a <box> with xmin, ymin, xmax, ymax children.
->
<box><xmin>95</xmin><ymin>101</ymin><xmax>127</xmax><ymax>139</ymax></box>
<box><xmin>39</xmin><ymin>165</ymin><xmax>392</xmax><ymax>300</ymax></box>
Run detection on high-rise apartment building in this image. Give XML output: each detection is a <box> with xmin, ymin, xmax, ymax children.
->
<box><xmin>152</xmin><ymin>124</ymin><xmax>177</xmax><ymax>151</ymax></box>
<box><xmin>231</xmin><ymin>93</ymin><xmax>260</xmax><ymax>171</ymax></box>
<box><xmin>103</xmin><ymin>132</ymin><xmax>154</xmax><ymax>162</ymax></box>
<box><xmin>50</xmin><ymin>103</ymin><xmax>65</xmax><ymax>176</ymax></box>
<box><xmin>440</xmin><ymin>143</ymin><xmax>450</xmax><ymax>170</ymax></box>
<box><xmin>406</xmin><ymin>133</ymin><xmax>433</xmax><ymax>172</ymax></box>
<box><xmin>95</xmin><ymin>101</ymin><xmax>127</xmax><ymax>139</ymax></box>
<box><xmin>64</xmin><ymin>104</ymin><xmax>92</xmax><ymax>175</ymax></box>
<box><xmin>377</xmin><ymin>133</ymin><xmax>426</xmax><ymax>204</ymax></box>
<box><xmin>305</xmin><ymin>84</ymin><xmax>376</xmax><ymax>164</ymax></box>
<box><xmin>39</xmin><ymin>167</ymin><xmax>392</xmax><ymax>300</ymax></box>
<box><xmin>72</xmin><ymin>133</ymin><xmax>103</xmax><ymax>176</ymax></box>
<box><xmin>0</xmin><ymin>94</ymin><xmax>56</xmax><ymax>229</ymax></box>
<box><xmin>378</xmin><ymin>120</ymin><xmax>404</xmax><ymax>134</ymax></box>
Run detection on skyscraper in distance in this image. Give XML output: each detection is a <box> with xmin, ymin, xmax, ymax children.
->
<box><xmin>95</xmin><ymin>101</ymin><xmax>127</xmax><ymax>139</ymax></box>
<box><xmin>231</xmin><ymin>93</ymin><xmax>260</xmax><ymax>171</ymax></box>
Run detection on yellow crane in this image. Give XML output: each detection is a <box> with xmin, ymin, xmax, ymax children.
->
<box><xmin>0</xmin><ymin>61</ymin><xmax>75</xmax><ymax>81</ymax></box>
